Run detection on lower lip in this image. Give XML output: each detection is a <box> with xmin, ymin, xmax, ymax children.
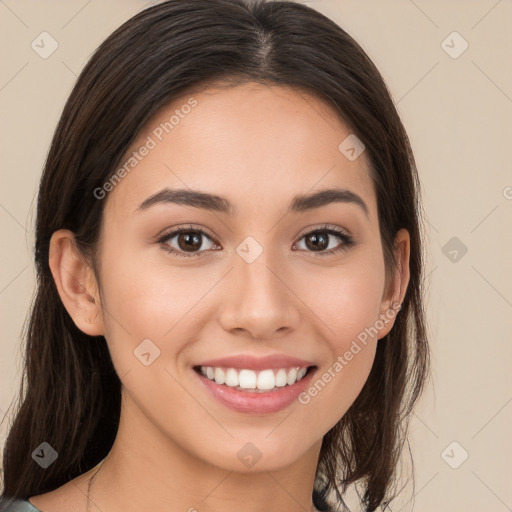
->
<box><xmin>195</xmin><ymin>368</ymin><xmax>316</xmax><ymax>414</ymax></box>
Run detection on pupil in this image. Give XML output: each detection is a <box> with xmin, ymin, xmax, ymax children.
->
<box><xmin>180</xmin><ymin>232</ymin><xmax>201</xmax><ymax>251</ymax></box>
<box><xmin>307</xmin><ymin>233</ymin><xmax>327</xmax><ymax>251</ymax></box>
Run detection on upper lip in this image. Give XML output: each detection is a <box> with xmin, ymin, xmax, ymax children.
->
<box><xmin>194</xmin><ymin>354</ymin><xmax>316</xmax><ymax>371</ymax></box>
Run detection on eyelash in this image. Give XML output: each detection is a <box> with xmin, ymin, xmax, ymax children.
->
<box><xmin>157</xmin><ymin>224</ymin><xmax>355</xmax><ymax>259</ymax></box>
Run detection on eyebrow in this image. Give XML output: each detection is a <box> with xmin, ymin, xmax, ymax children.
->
<box><xmin>136</xmin><ymin>186</ymin><xmax>369</xmax><ymax>218</ymax></box>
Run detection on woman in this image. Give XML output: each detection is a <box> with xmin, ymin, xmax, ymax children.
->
<box><xmin>0</xmin><ymin>0</ymin><xmax>430</xmax><ymax>510</ymax></box>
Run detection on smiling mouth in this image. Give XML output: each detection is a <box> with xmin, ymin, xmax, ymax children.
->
<box><xmin>193</xmin><ymin>365</ymin><xmax>316</xmax><ymax>393</ymax></box>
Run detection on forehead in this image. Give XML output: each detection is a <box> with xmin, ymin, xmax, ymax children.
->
<box><xmin>103</xmin><ymin>82</ymin><xmax>376</xmax><ymax>222</ymax></box>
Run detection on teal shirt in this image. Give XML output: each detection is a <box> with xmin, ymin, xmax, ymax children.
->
<box><xmin>0</xmin><ymin>497</ymin><xmax>335</xmax><ymax>511</ymax></box>
<box><xmin>0</xmin><ymin>498</ymin><xmax>41</xmax><ymax>511</ymax></box>
<box><xmin>1</xmin><ymin>496</ymin><xmax>334</xmax><ymax>511</ymax></box>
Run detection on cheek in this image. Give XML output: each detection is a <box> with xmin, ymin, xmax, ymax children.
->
<box><xmin>96</xmin><ymin>242</ymin><xmax>226</xmax><ymax>381</ymax></box>
<box><xmin>292</xmin><ymin>258</ymin><xmax>385</xmax><ymax>425</ymax></box>
<box><xmin>99</xmin><ymin>243</ymin><xmax>208</xmax><ymax>336</ymax></box>
<box><xmin>298</xmin><ymin>258</ymin><xmax>385</xmax><ymax>349</ymax></box>
<box><xmin>94</xmin><ymin>249</ymin><xmax>213</xmax><ymax>437</ymax></box>
<box><xmin>296</xmin><ymin>341</ymin><xmax>377</xmax><ymax>441</ymax></box>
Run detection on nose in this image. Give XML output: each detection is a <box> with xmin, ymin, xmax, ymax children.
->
<box><xmin>217</xmin><ymin>253</ymin><xmax>301</xmax><ymax>341</ymax></box>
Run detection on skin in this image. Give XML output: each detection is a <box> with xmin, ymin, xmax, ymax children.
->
<box><xmin>32</xmin><ymin>82</ymin><xmax>410</xmax><ymax>512</ymax></box>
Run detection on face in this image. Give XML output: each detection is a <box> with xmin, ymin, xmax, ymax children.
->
<box><xmin>84</xmin><ymin>82</ymin><xmax>403</xmax><ymax>472</ymax></box>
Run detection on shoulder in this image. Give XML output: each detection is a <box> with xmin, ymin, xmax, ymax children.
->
<box><xmin>25</xmin><ymin>481</ymin><xmax>87</xmax><ymax>512</ymax></box>
<box><xmin>1</xmin><ymin>471</ymin><xmax>91</xmax><ymax>512</ymax></box>
<box><xmin>0</xmin><ymin>497</ymin><xmax>42</xmax><ymax>512</ymax></box>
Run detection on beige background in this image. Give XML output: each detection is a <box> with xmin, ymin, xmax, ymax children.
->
<box><xmin>1</xmin><ymin>0</ymin><xmax>511</xmax><ymax>510</ymax></box>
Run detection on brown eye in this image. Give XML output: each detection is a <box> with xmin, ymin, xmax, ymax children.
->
<box><xmin>294</xmin><ymin>225</ymin><xmax>355</xmax><ymax>256</ymax></box>
<box><xmin>304</xmin><ymin>232</ymin><xmax>329</xmax><ymax>251</ymax></box>
<box><xmin>176</xmin><ymin>231</ymin><xmax>203</xmax><ymax>252</ymax></box>
<box><xmin>158</xmin><ymin>226</ymin><xmax>218</xmax><ymax>258</ymax></box>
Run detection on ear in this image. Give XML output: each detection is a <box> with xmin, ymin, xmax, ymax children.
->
<box><xmin>48</xmin><ymin>229</ymin><xmax>104</xmax><ymax>336</ymax></box>
<box><xmin>376</xmin><ymin>228</ymin><xmax>410</xmax><ymax>339</ymax></box>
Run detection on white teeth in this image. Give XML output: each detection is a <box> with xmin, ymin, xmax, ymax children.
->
<box><xmin>257</xmin><ymin>369</ymin><xmax>275</xmax><ymax>390</ymax></box>
<box><xmin>199</xmin><ymin>365</ymin><xmax>311</xmax><ymax>391</ymax></box>
<box><xmin>238</xmin><ymin>369</ymin><xmax>257</xmax><ymax>389</ymax></box>
<box><xmin>275</xmin><ymin>368</ymin><xmax>287</xmax><ymax>387</ymax></box>
<box><xmin>225</xmin><ymin>368</ymin><xmax>239</xmax><ymax>387</ymax></box>
<box><xmin>286</xmin><ymin>367</ymin><xmax>297</xmax><ymax>385</ymax></box>
<box><xmin>214</xmin><ymin>367</ymin><xmax>225</xmax><ymax>385</ymax></box>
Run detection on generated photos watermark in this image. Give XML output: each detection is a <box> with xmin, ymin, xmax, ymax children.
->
<box><xmin>298</xmin><ymin>301</ymin><xmax>402</xmax><ymax>405</ymax></box>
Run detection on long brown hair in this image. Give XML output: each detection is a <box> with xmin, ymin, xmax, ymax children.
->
<box><xmin>1</xmin><ymin>1</ymin><xmax>430</xmax><ymax>510</ymax></box>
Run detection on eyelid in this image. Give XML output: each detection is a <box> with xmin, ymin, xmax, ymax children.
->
<box><xmin>156</xmin><ymin>224</ymin><xmax>217</xmax><ymax>243</ymax></box>
<box><xmin>295</xmin><ymin>223</ymin><xmax>351</xmax><ymax>240</ymax></box>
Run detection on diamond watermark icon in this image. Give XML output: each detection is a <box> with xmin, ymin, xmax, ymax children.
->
<box><xmin>441</xmin><ymin>31</ymin><xmax>468</xmax><ymax>59</ymax></box>
<box><xmin>338</xmin><ymin>134</ymin><xmax>365</xmax><ymax>161</ymax></box>
<box><xmin>31</xmin><ymin>31</ymin><xmax>59</xmax><ymax>59</ymax></box>
<box><xmin>237</xmin><ymin>442</ymin><xmax>262</xmax><ymax>468</ymax></box>
<box><xmin>32</xmin><ymin>442</ymin><xmax>58</xmax><ymax>469</ymax></box>
<box><xmin>441</xmin><ymin>441</ymin><xmax>469</xmax><ymax>469</ymax></box>
<box><xmin>442</xmin><ymin>236</ymin><xmax>468</xmax><ymax>263</ymax></box>
<box><xmin>236</xmin><ymin>236</ymin><xmax>263</xmax><ymax>264</ymax></box>
<box><xmin>134</xmin><ymin>338</ymin><xmax>161</xmax><ymax>366</ymax></box>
